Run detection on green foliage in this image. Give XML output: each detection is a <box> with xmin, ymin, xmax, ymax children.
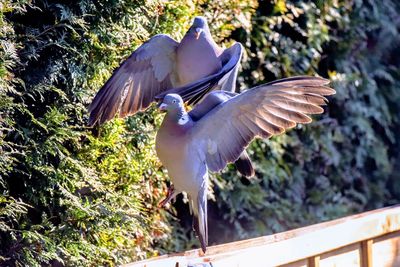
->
<box><xmin>207</xmin><ymin>0</ymin><xmax>400</xmax><ymax>244</ymax></box>
<box><xmin>0</xmin><ymin>0</ymin><xmax>399</xmax><ymax>265</ymax></box>
<box><xmin>0</xmin><ymin>0</ymin><xmax>256</xmax><ymax>265</ymax></box>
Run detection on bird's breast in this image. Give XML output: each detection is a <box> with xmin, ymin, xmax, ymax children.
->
<box><xmin>155</xmin><ymin>123</ymin><xmax>190</xmax><ymax>167</ymax></box>
<box><xmin>155</xmin><ymin>122</ymin><xmax>205</xmax><ymax>192</ymax></box>
<box><xmin>175</xmin><ymin>37</ymin><xmax>222</xmax><ymax>86</ymax></box>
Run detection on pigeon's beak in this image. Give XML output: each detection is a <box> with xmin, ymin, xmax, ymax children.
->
<box><xmin>158</xmin><ymin>102</ymin><xmax>168</xmax><ymax>112</ymax></box>
<box><xmin>195</xmin><ymin>28</ymin><xmax>203</xmax><ymax>39</ymax></box>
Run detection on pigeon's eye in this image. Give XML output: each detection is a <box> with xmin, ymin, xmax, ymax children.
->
<box><xmin>172</xmin><ymin>100</ymin><xmax>177</xmax><ymax>104</ymax></box>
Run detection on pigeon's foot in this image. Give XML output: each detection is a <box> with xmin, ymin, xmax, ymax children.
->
<box><xmin>158</xmin><ymin>185</ymin><xmax>175</xmax><ymax>208</ymax></box>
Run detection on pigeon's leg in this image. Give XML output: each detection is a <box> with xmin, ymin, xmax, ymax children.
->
<box><xmin>158</xmin><ymin>185</ymin><xmax>177</xmax><ymax>207</ymax></box>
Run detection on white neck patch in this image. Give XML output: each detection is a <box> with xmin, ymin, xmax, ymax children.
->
<box><xmin>178</xmin><ymin>115</ymin><xmax>189</xmax><ymax>125</ymax></box>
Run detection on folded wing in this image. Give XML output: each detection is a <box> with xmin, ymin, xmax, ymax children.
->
<box><xmin>190</xmin><ymin>76</ymin><xmax>335</xmax><ymax>172</ymax></box>
<box><xmin>88</xmin><ymin>34</ymin><xmax>179</xmax><ymax>125</ymax></box>
<box><xmin>189</xmin><ymin>91</ymin><xmax>237</xmax><ymax>121</ymax></box>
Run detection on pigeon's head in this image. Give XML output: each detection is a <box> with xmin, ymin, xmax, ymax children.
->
<box><xmin>190</xmin><ymin>16</ymin><xmax>209</xmax><ymax>39</ymax></box>
<box><xmin>158</xmin><ymin>94</ymin><xmax>184</xmax><ymax>112</ymax></box>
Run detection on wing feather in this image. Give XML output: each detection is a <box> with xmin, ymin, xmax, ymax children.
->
<box><xmin>257</xmin><ymin>109</ymin><xmax>297</xmax><ymax>129</ymax></box>
<box><xmin>190</xmin><ymin>76</ymin><xmax>335</xmax><ymax>172</ymax></box>
<box><xmin>88</xmin><ymin>34</ymin><xmax>179</xmax><ymax>125</ymax></box>
<box><xmin>270</xmin><ymin>99</ymin><xmax>324</xmax><ymax>114</ymax></box>
<box><xmin>264</xmin><ymin>104</ymin><xmax>312</xmax><ymax>123</ymax></box>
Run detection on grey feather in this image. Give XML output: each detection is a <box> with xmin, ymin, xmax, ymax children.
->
<box><xmin>234</xmin><ymin>150</ymin><xmax>255</xmax><ymax>177</ymax></box>
<box><xmin>190</xmin><ymin>76</ymin><xmax>335</xmax><ymax>173</ymax></box>
<box><xmin>193</xmin><ymin>183</ymin><xmax>208</xmax><ymax>253</ymax></box>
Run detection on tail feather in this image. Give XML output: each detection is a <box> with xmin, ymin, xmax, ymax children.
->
<box><xmin>192</xmin><ymin>187</ymin><xmax>208</xmax><ymax>253</ymax></box>
<box><xmin>193</xmin><ymin>214</ymin><xmax>207</xmax><ymax>253</ymax></box>
<box><xmin>234</xmin><ymin>150</ymin><xmax>255</xmax><ymax>177</ymax></box>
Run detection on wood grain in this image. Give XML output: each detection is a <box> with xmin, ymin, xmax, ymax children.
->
<box><xmin>124</xmin><ymin>205</ymin><xmax>400</xmax><ymax>267</ymax></box>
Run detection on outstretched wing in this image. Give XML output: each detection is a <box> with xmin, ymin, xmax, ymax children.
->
<box><xmin>155</xmin><ymin>42</ymin><xmax>243</xmax><ymax>105</ymax></box>
<box><xmin>88</xmin><ymin>34</ymin><xmax>179</xmax><ymax>125</ymax></box>
<box><xmin>190</xmin><ymin>76</ymin><xmax>335</xmax><ymax>172</ymax></box>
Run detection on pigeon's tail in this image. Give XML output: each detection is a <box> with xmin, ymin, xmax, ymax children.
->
<box><xmin>192</xmin><ymin>188</ymin><xmax>208</xmax><ymax>253</ymax></box>
<box><xmin>234</xmin><ymin>151</ymin><xmax>255</xmax><ymax>178</ymax></box>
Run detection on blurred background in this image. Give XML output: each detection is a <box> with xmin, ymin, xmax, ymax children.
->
<box><xmin>1</xmin><ymin>0</ymin><xmax>399</xmax><ymax>266</ymax></box>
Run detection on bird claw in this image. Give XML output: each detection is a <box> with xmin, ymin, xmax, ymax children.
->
<box><xmin>158</xmin><ymin>185</ymin><xmax>175</xmax><ymax>208</ymax></box>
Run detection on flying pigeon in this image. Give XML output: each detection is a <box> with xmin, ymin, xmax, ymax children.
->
<box><xmin>88</xmin><ymin>16</ymin><xmax>243</xmax><ymax>126</ymax></box>
<box><xmin>155</xmin><ymin>76</ymin><xmax>335</xmax><ymax>252</ymax></box>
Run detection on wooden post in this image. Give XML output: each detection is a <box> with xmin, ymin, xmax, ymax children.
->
<box><xmin>360</xmin><ymin>239</ymin><xmax>373</xmax><ymax>267</ymax></box>
<box><xmin>307</xmin><ymin>256</ymin><xmax>320</xmax><ymax>267</ymax></box>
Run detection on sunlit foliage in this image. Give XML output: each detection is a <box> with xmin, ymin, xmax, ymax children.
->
<box><xmin>0</xmin><ymin>0</ymin><xmax>256</xmax><ymax>265</ymax></box>
<box><xmin>0</xmin><ymin>0</ymin><xmax>399</xmax><ymax>266</ymax></box>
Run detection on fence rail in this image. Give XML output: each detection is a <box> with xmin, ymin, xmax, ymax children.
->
<box><xmin>125</xmin><ymin>205</ymin><xmax>400</xmax><ymax>267</ymax></box>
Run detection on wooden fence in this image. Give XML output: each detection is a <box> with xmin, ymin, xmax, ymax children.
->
<box><xmin>124</xmin><ymin>205</ymin><xmax>400</xmax><ymax>267</ymax></box>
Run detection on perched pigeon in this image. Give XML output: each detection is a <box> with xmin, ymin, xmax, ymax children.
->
<box><xmin>88</xmin><ymin>16</ymin><xmax>243</xmax><ymax>126</ymax></box>
<box><xmin>155</xmin><ymin>76</ymin><xmax>335</xmax><ymax>252</ymax></box>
